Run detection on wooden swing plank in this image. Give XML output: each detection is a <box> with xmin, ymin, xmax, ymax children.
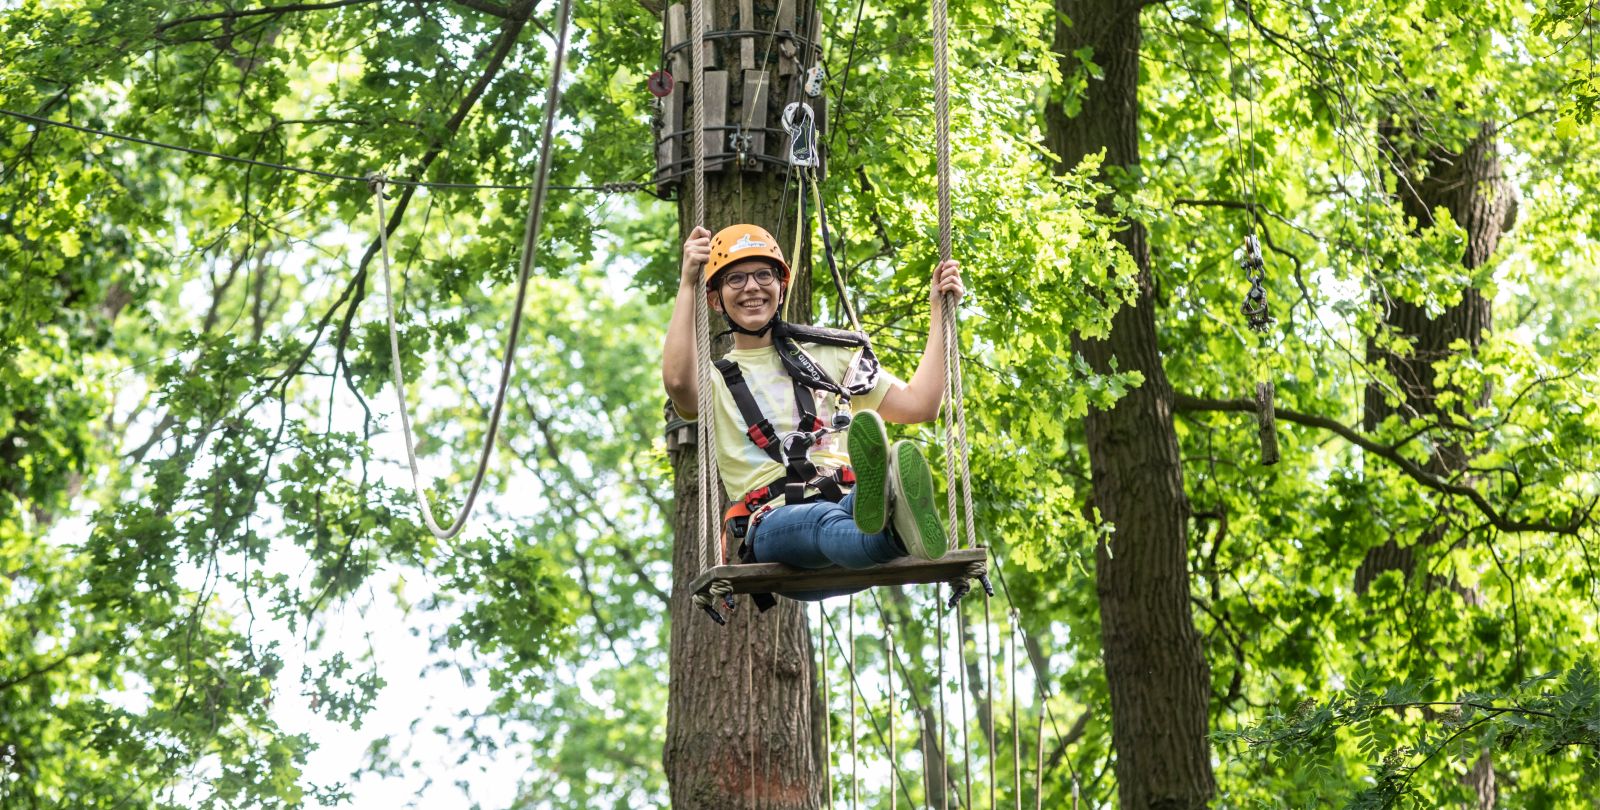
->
<box><xmin>688</xmin><ymin>547</ymin><xmax>987</xmax><ymax>597</ymax></box>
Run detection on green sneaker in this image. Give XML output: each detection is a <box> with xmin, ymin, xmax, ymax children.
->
<box><xmin>889</xmin><ymin>440</ymin><xmax>948</xmax><ymax>561</ymax></box>
<box><xmin>848</xmin><ymin>410</ymin><xmax>892</xmax><ymax>534</ymax></box>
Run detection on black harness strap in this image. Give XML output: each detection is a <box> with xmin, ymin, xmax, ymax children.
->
<box><xmin>714</xmin><ymin>359</ymin><xmax>783</xmax><ymax>464</ymax></box>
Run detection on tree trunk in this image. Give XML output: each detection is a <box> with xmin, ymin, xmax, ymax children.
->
<box><xmin>1363</xmin><ymin>122</ymin><xmax>1510</xmax><ymax>445</ymax></box>
<box><xmin>1358</xmin><ymin>120</ymin><xmax>1512</xmax><ymax>807</ymax></box>
<box><xmin>661</xmin><ymin>2</ymin><xmax>824</xmax><ymax>806</ymax></box>
<box><xmin>1047</xmin><ymin>1</ymin><xmax>1215</xmax><ymax>807</ymax></box>
<box><xmin>1356</xmin><ymin>122</ymin><xmax>1511</xmax><ymax>595</ymax></box>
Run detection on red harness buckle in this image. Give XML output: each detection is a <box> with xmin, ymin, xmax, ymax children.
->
<box><xmin>746</xmin><ymin>423</ymin><xmax>774</xmax><ymax>449</ymax></box>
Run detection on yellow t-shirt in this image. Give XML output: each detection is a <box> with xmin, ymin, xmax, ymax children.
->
<box><xmin>679</xmin><ymin>342</ymin><xmax>898</xmax><ymax>503</ymax></box>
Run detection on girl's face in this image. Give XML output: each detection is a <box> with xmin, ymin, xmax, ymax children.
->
<box><xmin>710</xmin><ymin>259</ymin><xmax>784</xmax><ymax>331</ymax></box>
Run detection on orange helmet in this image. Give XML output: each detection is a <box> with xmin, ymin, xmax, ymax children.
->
<box><xmin>704</xmin><ymin>224</ymin><xmax>791</xmax><ymax>289</ymax></box>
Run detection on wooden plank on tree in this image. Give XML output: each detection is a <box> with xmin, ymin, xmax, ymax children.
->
<box><xmin>741</xmin><ymin>68</ymin><xmax>768</xmax><ymax>170</ymax></box>
<box><xmin>701</xmin><ymin>0</ymin><xmax>718</xmax><ymax>69</ymax></box>
<box><xmin>658</xmin><ymin>6</ymin><xmax>688</xmax><ymax>192</ymax></box>
<box><xmin>777</xmin><ymin>0</ymin><xmax>797</xmax><ymax>75</ymax></box>
<box><xmin>703</xmin><ymin>69</ymin><xmax>728</xmax><ymax>168</ymax></box>
<box><xmin>667</xmin><ymin>3</ymin><xmax>688</xmax><ymax>77</ymax></box>
<box><xmin>739</xmin><ymin>0</ymin><xmax>755</xmax><ymax>67</ymax></box>
<box><xmin>688</xmin><ymin>547</ymin><xmax>988</xmax><ymax>597</ymax></box>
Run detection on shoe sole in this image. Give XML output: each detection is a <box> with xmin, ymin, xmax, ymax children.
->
<box><xmin>890</xmin><ymin>440</ymin><xmax>948</xmax><ymax>561</ymax></box>
<box><xmin>849</xmin><ymin>410</ymin><xmax>891</xmax><ymax>534</ymax></box>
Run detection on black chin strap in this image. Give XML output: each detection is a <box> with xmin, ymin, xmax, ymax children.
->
<box><xmin>720</xmin><ymin>311</ymin><xmax>777</xmax><ymax>337</ymax></box>
<box><xmin>715</xmin><ymin>289</ymin><xmax>783</xmax><ymax>337</ymax></box>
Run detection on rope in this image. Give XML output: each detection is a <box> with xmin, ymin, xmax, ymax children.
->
<box><xmin>785</xmin><ymin>169</ymin><xmax>807</xmax><ymax>322</ymax></box>
<box><xmin>930</xmin><ymin>0</ymin><xmax>980</xmax><ymax>561</ymax></box>
<box><xmin>818</xmin><ymin>605</ymin><xmax>922</xmax><ymax>806</ymax></box>
<box><xmin>984</xmin><ymin>595</ymin><xmax>996</xmax><ymax>809</ymax></box>
<box><xmin>1010</xmin><ymin>610</ymin><xmax>1021</xmax><ymax>810</ymax></box>
<box><xmin>936</xmin><ymin>586</ymin><xmax>950</xmax><ymax>810</ymax></box>
<box><xmin>955</xmin><ymin>599</ymin><xmax>972</xmax><ymax>809</ymax></box>
<box><xmin>691</xmin><ymin>579</ymin><xmax>734</xmax><ymax>616</ymax></box>
<box><xmin>849</xmin><ymin>595</ymin><xmax>859</xmax><ymax>809</ymax></box>
<box><xmin>810</xmin><ymin>167</ymin><xmax>862</xmax><ymax>331</ymax></box>
<box><xmin>690</xmin><ymin>0</ymin><xmax>721</xmax><ymax>576</ymax></box>
<box><xmin>826</xmin><ymin>0</ymin><xmax>870</xmax><ymax>154</ymax></box>
<box><xmin>372</xmin><ymin>0</ymin><xmax>572</xmax><ymax>541</ymax></box>
<box><xmin>746</xmin><ymin>605</ymin><xmax>756</xmax><ymax>810</ymax></box>
<box><xmin>887</xmin><ymin>619</ymin><xmax>897</xmax><ymax>810</ymax></box>
<box><xmin>821</xmin><ymin>602</ymin><xmax>835</xmax><ymax>810</ymax></box>
<box><xmin>0</xmin><ymin>108</ymin><xmax>654</xmax><ymax>195</ymax></box>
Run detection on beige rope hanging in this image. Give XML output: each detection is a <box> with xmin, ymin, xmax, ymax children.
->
<box><xmin>689</xmin><ymin>0</ymin><xmax>721</xmax><ymax>577</ymax></box>
<box><xmin>931</xmin><ymin>0</ymin><xmax>979</xmax><ymax>562</ymax></box>
<box><xmin>374</xmin><ymin>0</ymin><xmax>572</xmax><ymax>541</ymax></box>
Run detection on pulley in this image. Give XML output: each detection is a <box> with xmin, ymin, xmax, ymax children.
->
<box><xmin>782</xmin><ymin>102</ymin><xmax>819</xmax><ymax>168</ymax></box>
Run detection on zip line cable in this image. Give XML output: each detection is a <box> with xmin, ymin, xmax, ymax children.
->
<box><xmin>0</xmin><ymin>107</ymin><xmax>657</xmax><ymax>196</ymax></box>
<box><xmin>373</xmin><ymin>0</ymin><xmax>572</xmax><ymax>540</ymax></box>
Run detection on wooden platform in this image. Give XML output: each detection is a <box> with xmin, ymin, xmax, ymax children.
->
<box><xmin>687</xmin><ymin>547</ymin><xmax>988</xmax><ymax>597</ymax></box>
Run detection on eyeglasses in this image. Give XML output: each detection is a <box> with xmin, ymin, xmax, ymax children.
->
<box><xmin>722</xmin><ymin>267</ymin><xmax>778</xmax><ymax>290</ymax></box>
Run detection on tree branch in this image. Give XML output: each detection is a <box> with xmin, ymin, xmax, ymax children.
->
<box><xmin>153</xmin><ymin>0</ymin><xmax>381</xmax><ymax>36</ymax></box>
<box><xmin>1172</xmin><ymin>392</ymin><xmax>1594</xmax><ymax>535</ymax></box>
<box><xmin>451</xmin><ymin>0</ymin><xmax>517</xmax><ymax>17</ymax></box>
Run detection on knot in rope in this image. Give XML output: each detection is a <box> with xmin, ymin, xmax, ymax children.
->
<box><xmin>944</xmin><ymin>557</ymin><xmax>990</xmax><ymax>609</ymax></box>
<box><xmin>365</xmin><ymin>172</ymin><xmax>388</xmax><ymax>196</ymax></box>
<box><xmin>692</xmin><ymin>579</ymin><xmax>736</xmax><ymax>625</ymax></box>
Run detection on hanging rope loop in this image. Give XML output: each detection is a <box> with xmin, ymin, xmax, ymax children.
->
<box><xmin>373</xmin><ymin>0</ymin><xmax>573</xmax><ymax>542</ymax></box>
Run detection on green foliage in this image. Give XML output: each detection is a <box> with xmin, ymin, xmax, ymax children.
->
<box><xmin>1218</xmin><ymin>664</ymin><xmax>1600</xmax><ymax>808</ymax></box>
<box><xmin>3</xmin><ymin>0</ymin><xmax>1600</xmax><ymax>806</ymax></box>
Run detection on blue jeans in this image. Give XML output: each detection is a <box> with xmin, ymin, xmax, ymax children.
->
<box><xmin>748</xmin><ymin>491</ymin><xmax>905</xmax><ymax>601</ymax></box>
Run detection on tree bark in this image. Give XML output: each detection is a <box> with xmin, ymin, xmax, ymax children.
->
<box><xmin>1047</xmin><ymin>1</ymin><xmax>1215</xmax><ymax>807</ymax></box>
<box><xmin>661</xmin><ymin>2</ymin><xmax>824</xmax><ymax>806</ymax></box>
<box><xmin>1356</xmin><ymin>122</ymin><xmax>1511</xmax><ymax>594</ymax></box>
<box><xmin>1359</xmin><ymin>120</ymin><xmax>1512</xmax><ymax>807</ymax></box>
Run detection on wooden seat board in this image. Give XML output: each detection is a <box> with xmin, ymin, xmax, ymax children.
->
<box><xmin>687</xmin><ymin>548</ymin><xmax>988</xmax><ymax>597</ymax></box>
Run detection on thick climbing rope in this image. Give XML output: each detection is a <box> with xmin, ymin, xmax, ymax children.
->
<box><xmin>373</xmin><ymin>0</ymin><xmax>572</xmax><ymax>541</ymax></box>
<box><xmin>689</xmin><ymin>0</ymin><xmax>721</xmax><ymax>577</ymax></box>
<box><xmin>931</xmin><ymin>0</ymin><xmax>979</xmax><ymax>560</ymax></box>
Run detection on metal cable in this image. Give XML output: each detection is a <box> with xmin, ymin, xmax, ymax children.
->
<box><xmin>373</xmin><ymin>0</ymin><xmax>572</xmax><ymax>540</ymax></box>
<box><xmin>1</xmin><ymin>107</ymin><xmax>653</xmax><ymax>194</ymax></box>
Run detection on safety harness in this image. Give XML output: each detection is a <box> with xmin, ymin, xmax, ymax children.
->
<box><xmin>715</xmin><ymin>320</ymin><xmax>880</xmax><ymax>610</ymax></box>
